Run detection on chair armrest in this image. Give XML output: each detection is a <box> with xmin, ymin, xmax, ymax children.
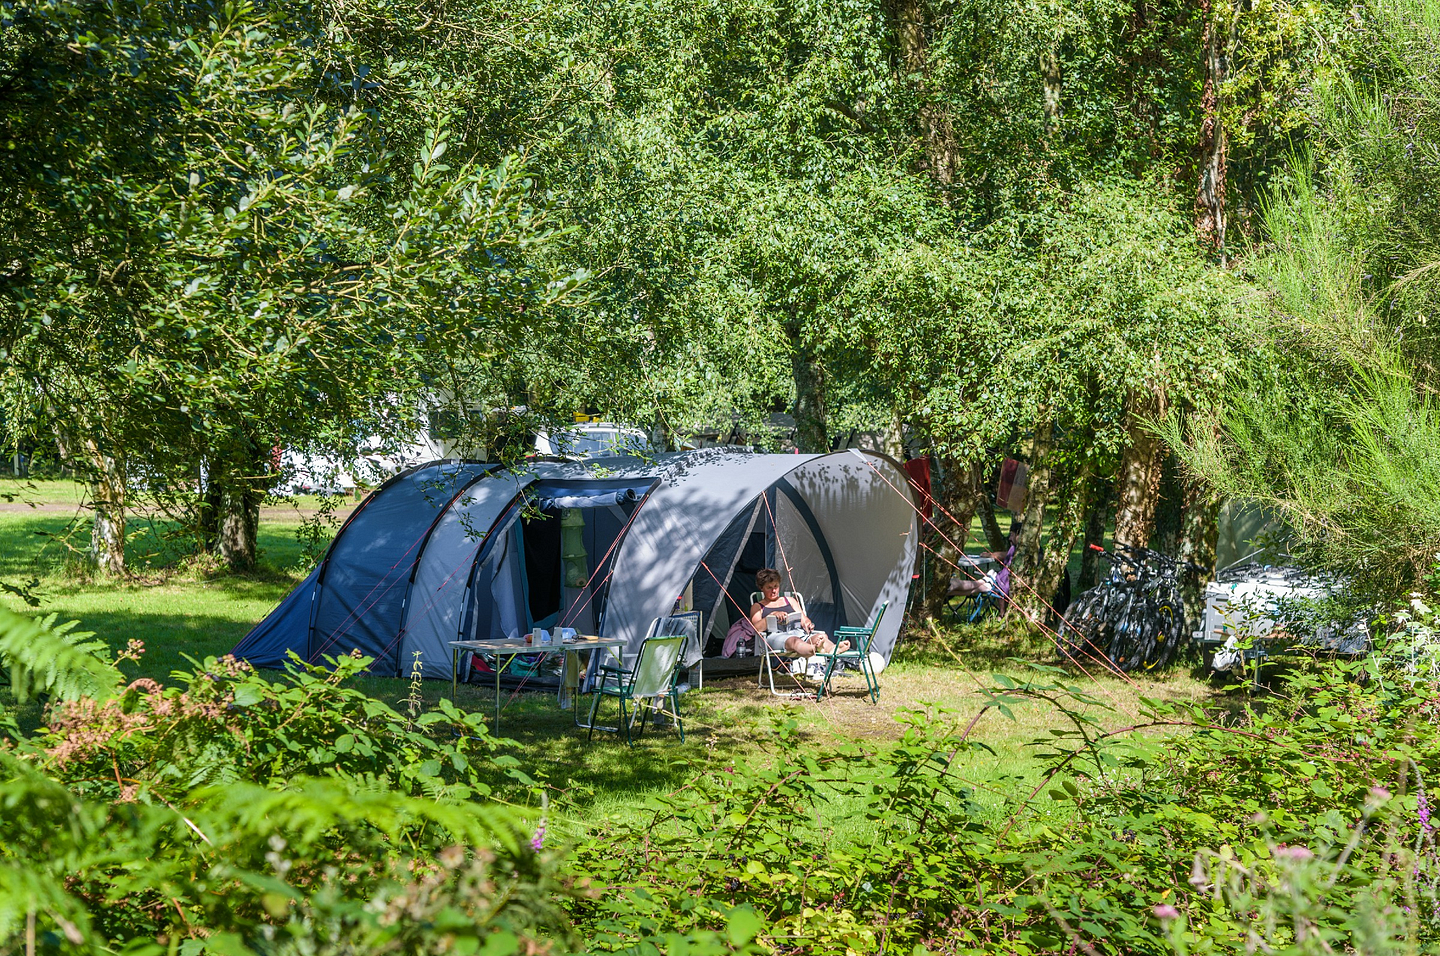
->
<box><xmin>833</xmin><ymin>627</ymin><xmax>870</xmax><ymax>637</ymax></box>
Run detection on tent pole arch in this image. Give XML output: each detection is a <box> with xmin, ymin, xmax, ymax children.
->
<box><xmin>773</xmin><ymin>477</ymin><xmax>846</xmax><ymax>627</ymax></box>
<box><xmin>303</xmin><ymin>459</ymin><xmax>438</xmax><ymax>658</ymax></box>
<box><xmin>386</xmin><ymin>466</ymin><xmax>502</xmax><ymax>675</ymax></box>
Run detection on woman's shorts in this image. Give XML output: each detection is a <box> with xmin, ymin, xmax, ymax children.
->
<box><xmin>765</xmin><ymin>629</ymin><xmax>806</xmax><ymax>652</ymax></box>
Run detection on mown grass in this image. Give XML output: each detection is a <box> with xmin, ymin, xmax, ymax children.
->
<box><xmin>1</xmin><ymin>478</ymin><xmax>1218</xmax><ymax>839</ymax></box>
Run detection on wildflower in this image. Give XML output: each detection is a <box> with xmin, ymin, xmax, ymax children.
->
<box><xmin>1274</xmin><ymin>845</ymin><xmax>1314</xmax><ymax>860</ymax></box>
<box><xmin>531</xmin><ymin>819</ymin><xmax>546</xmax><ymax>852</ymax></box>
<box><xmin>1421</xmin><ymin>791</ymin><xmax>1434</xmax><ymax>836</ymax></box>
<box><xmin>1152</xmin><ymin>904</ymin><xmax>1180</xmax><ymax>920</ymax></box>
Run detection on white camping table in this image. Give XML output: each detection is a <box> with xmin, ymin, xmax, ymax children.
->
<box><xmin>450</xmin><ymin>635</ymin><xmax>626</xmax><ymax>734</ymax></box>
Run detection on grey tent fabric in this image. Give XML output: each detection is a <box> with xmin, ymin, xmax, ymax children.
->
<box><xmin>307</xmin><ymin>462</ymin><xmax>493</xmax><ymax>672</ymax></box>
<box><xmin>600</xmin><ymin>450</ymin><xmax>916</xmax><ymax>663</ymax></box>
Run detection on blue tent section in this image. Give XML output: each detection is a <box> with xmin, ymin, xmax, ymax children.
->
<box><xmin>231</xmin><ymin>562</ymin><xmax>320</xmax><ymax>667</ymax></box>
<box><xmin>306</xmin><ymin>461</ymin><xmax>494</xmax><ymax>673</ymax></box>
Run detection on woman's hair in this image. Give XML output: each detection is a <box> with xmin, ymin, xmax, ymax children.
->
<box><xmin>1008</xmin><ymin>520</ymin><xmax>1024</xmax><ymax>540</ymax></box>
<box><xmin>755</xmin><ymin>568</ymin><xmax>782</xmax><ymax>590</ymax></box>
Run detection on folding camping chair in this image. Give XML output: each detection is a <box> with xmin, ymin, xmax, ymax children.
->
<box><xmin>585</xmin><ymin>622</ymin><xmax>687</xmax><ymax>746</ymax></box>
<box><xmin>655</xmin><ymin>609</ymin><xmax>705</xmax><ymax>691</ymax></box>
<box><xmin>752</xmin><ymin>590</ymin><xmax>820</xmax><ymax>697</ymax></box>
<box><xmin>812</xmin><ymin>602</ymin><xmax>888</xmax><ymax>703</ymax></box>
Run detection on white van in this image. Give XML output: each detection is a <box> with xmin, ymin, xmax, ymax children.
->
<box><xmin>533</xmin><ymin>422</ymin><xmax>651</xmax><ymax>459</ymax></box>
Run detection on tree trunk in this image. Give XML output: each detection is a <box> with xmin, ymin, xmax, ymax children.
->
<box><xmin>1031</xmin><ymin>459</ymin><xmax>1096</xmax><ymax>622</ymax></box>
<box><xmin>1010</xmin><ymin>417</ymin><xmax>1054</xmax><ymax>619</ymax></box>
<box><xmin>1177</xmin><ymin>473</ymin><xmax>1221</xmax><ymax>635</ymax></box>
<box><xmin>1112</xmin><ymin>390</ymin><xmax>1169</xmax><ymax>549</ymax></box>
<box><xmin>977</xmin><ymin>470</ymin><xmax>1007</xmax><ymax>551</ymax></box>
<box><xmin>890</xmin><ymin>0</ymin><xmax>958</xmax><ymax>186</ymax></box>
<box><xmin>787</xmin><ymin>318</ymin><xmax>829</xmax><ymax>453</ymax></box>
<box><xmin>54</xmin><ymin>425</ymin><xmax>126</xmax><ymax>576</ymax></box>
<box><xmin>88</xmin><ymin>455</ymin><xmax>126</xmax><ymax>577</ymax></box>
<box><xmin>1041</xmin><ymin>48</ymin><xmax>1062</xmax><ymax>134</ymax></box>
<box><xmin>1152</xmin><ymin>453</ymin><xmax>1186</xmax><ymax>556</ymax></box>
<box><xmin>1195</xmin><ymin>0</ymin><xmax>1229</xmax><ymax>258</ymax></box>
<box><xmin>1077</xmin><ymin>483</ymin><xmax>1111</xmax><ymax>591</ymax></box>
<box><xmin>202</xmin><ymin>439</ymin><xmax>269</xmax><ymax>571</ymax></box>
<box><xmin>215</xmin><ymin>483</ymin><xmax>261</xmax><ymax>570</ymax></box>
<box><xmin>918</xmin><ymin>457</ymin><xmax>984</xmax><ymax>619</ymax></box>
<box><xmin>880</xmin><ymin>407</ymin><xmax>906</xmax><ymax>461</ymax></box>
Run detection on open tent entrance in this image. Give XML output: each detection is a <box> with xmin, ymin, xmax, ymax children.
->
<box><xmin>689</xmin><ymin>474</ymin><xmax>869</xmax><ymax>658</ymax></box>
<box><xmin>462</xmin><ymin>477</ymin><xmax>650</xmax><ymax>655</ymax></box>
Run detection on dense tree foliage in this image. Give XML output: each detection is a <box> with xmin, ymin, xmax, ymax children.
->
<box><xmin>1178</xmin><ymin>0</ymin><xmax>1440</xmax><ymax>597</ymax></box>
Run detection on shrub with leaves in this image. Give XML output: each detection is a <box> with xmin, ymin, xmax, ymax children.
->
<box><xmin>568</xmin><ymin>656</ymin><xmax>1440</xmax><ymax>955</ymax></box>
<box><xmin>17</xmin><ymin>650</ymin><xmax>530</xmax><ymax>804</ymax></box>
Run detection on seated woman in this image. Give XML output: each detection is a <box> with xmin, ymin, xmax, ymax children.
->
<box><xmin>750</xmin><ymin>568</ymin><xmax>850</xmax><ymax>660</ymax></box>
<box><xmin>948</xmin><ymin>521</ymin><xmax>1021</xmax><ymax>600</ymax></box>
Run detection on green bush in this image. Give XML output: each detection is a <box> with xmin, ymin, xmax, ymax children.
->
<box><xmin>9</xmin><ymin>601</ymin><xmax>1440</xmax><ymax>954</ymax></box>
<box><xmin>568</xmin><ymin>658</ymin><xmax>1440</xmax><ymax>954</ymax></box>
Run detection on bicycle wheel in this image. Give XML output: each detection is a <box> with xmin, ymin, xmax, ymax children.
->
<box><xmin>1106</xmin><ymin>595</ymin><xmax>1138</xmax><ymax>669</ymax></box>
<box><xmin>1140</xmin><ymin>603</ymin><xmax>1178</xmax><ymax>669</ymax></box>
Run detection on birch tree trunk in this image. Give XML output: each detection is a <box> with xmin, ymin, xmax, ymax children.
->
<box><xmin>1195</xmin><ymin>0</ymin><xmax>1229</xmax><ymax>258</ymax></box>
<box><xmin>891</xmin><ymin>0</ymin><xmax>959</xmax><ymax>186</ymax></box>
<box><xmin>54</xmin><ymin>425</ymin><xmax>126</xmax><ymax>576</ymax></box>
<box><xmin>1112</xmin><ymin>389</ymin><xmax>1169</xmax><ymax>549</ymax></box>
<box><xmin>1041</xmin><ymin>49</ymin><xmax>1062</xmax><ymax>134</ymax></box>
<box><xmin>88</xmin><ymin>446</ymin><xmax>126</xmax><ymax>577</ymax></box>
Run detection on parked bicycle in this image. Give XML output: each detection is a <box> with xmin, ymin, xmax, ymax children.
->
<box><xmin>1060</xmin><ymin>543</ymin><xmax>1200</xmax><ymax>672</ymax></box>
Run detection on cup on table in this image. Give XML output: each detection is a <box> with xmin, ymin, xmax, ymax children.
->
<box><xmin>525</xmin><ymin>630</ymin><xmax>534</xmax><ymax>645</ymax></box>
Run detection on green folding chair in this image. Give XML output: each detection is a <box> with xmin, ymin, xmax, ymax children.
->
<box><xmin>585</xmin><ymin>627</ymin><xmax>687</xmax><ymax>746</ymax></box>
<box><xmin>813</xmin><ymin>602</ymin><xmax>888</xmax><ymax>703</ymax></box>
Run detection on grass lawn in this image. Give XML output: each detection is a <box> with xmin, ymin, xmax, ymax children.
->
<box><xmin>1</xmin><ymin>478</ymin><xmax>1219</xmax><ymax>840</ymax></box>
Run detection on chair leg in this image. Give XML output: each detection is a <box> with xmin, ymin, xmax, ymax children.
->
<box><xmin>814</xmin><ymin>655</ymin><xmax>835</xmax><ymax>702</ymax></box>
<box><xmin>587</xmin><ymin>691</ymin><xmax>602</xmax><ymax>742</ymax></box>
<box><xmin>671</xmin><ymin>690</ymin><xmax>684</xmax><ymax>742</ymax></box>
<box><xmin>620</xmin><ymin>697</ymin><xmax>632</xmax><ymax>747</ymax></box>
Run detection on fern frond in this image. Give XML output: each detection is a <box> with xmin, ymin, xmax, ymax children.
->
<box><xmin>0</xmin><ymin>607</ymin><xmax>122</xmax><ymax>704</ymax></box>
<box><xmin>189</xmin><ymin>777</ymin><xmax>526</xmax><ymax>856</ymax></box>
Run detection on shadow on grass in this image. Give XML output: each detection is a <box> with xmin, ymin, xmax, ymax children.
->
<box><xmin>1</xmin><ymin>509</ymin><xmax>322</xmax><ymax>585</ymax></box>
<box><xmin>895</xmin><ymin>617</ymin><xmax>1058</xmax><ymax>672</ymax></box>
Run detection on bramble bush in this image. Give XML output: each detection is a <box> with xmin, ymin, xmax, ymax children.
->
<box><xmin>8</xmin><ymin>596</ymin><xmax>1440</xmax><ymax>954</ymax></box>
<box><xmin>0</xmin><ymin>607</ymin><xmax>766</xmax><ymax>955</ymax></box>
<box><xmin>567</xmin><ymin>650</ymin><xmax>1440</xmax><ymax>955</ymax></box>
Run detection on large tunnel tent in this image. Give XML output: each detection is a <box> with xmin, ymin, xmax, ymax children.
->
<box><xmin>233</xmin><ymin>449</ymin><xmax>916</xmax><ymax>679</ymax></box>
